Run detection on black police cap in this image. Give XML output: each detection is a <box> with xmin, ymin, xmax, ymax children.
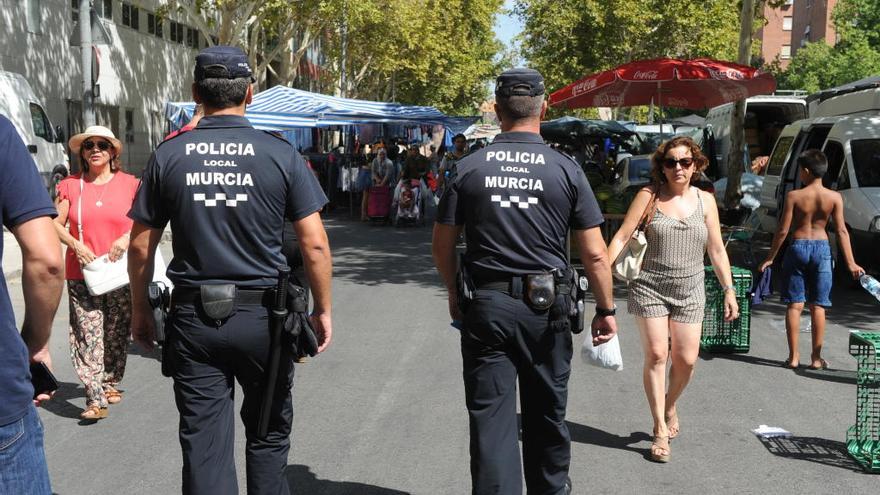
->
<box><xmin>194</xmin><ymin>46</ymin><xmax>254</xmax><ymax>82</ymax></box>
<box><xmin>495</xmin><ymin>68</ymin><xmax>545</xmax><ymax>97</ymax></box>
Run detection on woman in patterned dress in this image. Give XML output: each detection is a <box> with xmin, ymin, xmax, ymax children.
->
<box><xmin>53</xmin><ymin>126</ymin><xmax>140</xmax><ymax>420</ymax></box>
<box><xmin>608</xmin><ymin>136</ymin><xmax>739</xmax><ymax>463</ymax></box>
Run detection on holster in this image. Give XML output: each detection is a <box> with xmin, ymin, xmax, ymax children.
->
<box><xmin>282</xmin><ymin>282</ymin><xmax>319</xmax><ymax>359</ymax></box>
<box><xmin>456</xmin><ymin>255</ymin><xmax>476</xmax><ymax>314</ymax></box>
<box><xmin>199</xmin><ymin>284</ymin><xmax>237</xmax><ymax>323</ymax></box>
<box><xmin>148</xmin><ymin>281</ymin><xmax>173</xmax><ymax>377</ymax></box>
<box><xmin>551</xmin><ymin>266</ymin><xmax>588</xmax><ymax>334</ymax></box>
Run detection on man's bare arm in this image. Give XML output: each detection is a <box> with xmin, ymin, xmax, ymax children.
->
<box><xmin>572</xmin><ymin>227</ymin><xmax>614</xmax><ymax>309</ymax></box>
<box><xmin>831</xmin><ymin>193</ymin><xmax>864</xmax><ymax>278</ymax></box>
<box><xmin>128</xmin><ymin>222</ymin><xmax>162</xmax><ymax>350</ymax></box>
<box><xmin>760</xmin><ymin>191</ymin><xmax>795</xmax><ymax>271</ymax></box>
<box><xmin>293</xmin><ymin>211</ymin><xmax>333</xmax><ymax>352</ymax></box>
<box><xmin>13</xmin><ymin>216</ymin><xmax>64</xmax><ymax>364</ymax></box>
<box><xmin>432</xmin><ymin>223</ymin><xmax>463</xmax><ymax>321</ymax></box>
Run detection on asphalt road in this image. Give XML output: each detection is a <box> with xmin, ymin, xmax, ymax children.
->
<box><xmin>8</xmin><ymin>213</ymin><xmax>879</xmax><ymax>494</ymax></box>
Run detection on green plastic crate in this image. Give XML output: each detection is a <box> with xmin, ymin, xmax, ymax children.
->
<box><xmin>700</xmin><ymin>266</ymin><xmax>751</xmax><ymax>353</ymax></box>
<box><xmin>847</xmin><ymin>331</ymin><xmax>880</xmax><ymax>473</ymax></box>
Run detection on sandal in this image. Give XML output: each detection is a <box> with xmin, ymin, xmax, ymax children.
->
<box><xmin>80</xmin><ymin>405</ymin><xmax>108</xmax><ymax>420</ymax></box>
<box><xmin>106</xmin><ymin>390</ymin><xmax>123</xmax><ymax>404</ymax></box>
<box><xmin>650</xmin><ymin>435</ymin><xmax>671</xmax><ymax>463</ymax></box>
<box><xmin>665</xmin><ymin>411</ymin><xmax>680</xmax><ymax>440</ymax></box>
<box><xmin>808</xmin><ymin>359</ymin><xmax>830</xmax><ymax>370</ymax></box>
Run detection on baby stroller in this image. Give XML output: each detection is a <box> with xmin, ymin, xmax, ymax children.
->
<box><xmin>393</xmin><ymin>179</ymin><xmax>424</xmax><ymax>227</ymax></box>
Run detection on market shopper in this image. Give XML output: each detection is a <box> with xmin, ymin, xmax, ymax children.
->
<box><xmin>53</xmin><ymin>126</ymin><xmax>140</xmax><ymax>420</ymax></box>
<box><xmin>437</xmin><ymin>133</ymin><xmax>469</xmax><ymax>194</ymax></box>
<box><xmin>0</xmin><ymin>115</ymin><xmax>64</xmax><ymax>494</ymax></box>
<box><xmin>759</xmin><ymin>149</ymin><xmax>864</xmax><ymax>370</ymax></box>
<box><xmin>128</xmin><ymin>46</ymin><xmax>332</xmax><ymax>494</ymax></box>
<box><xmin>608</xmin><ymin>136</ymin><xmax>739</xmax><ymax>463</ymax></box>
<box><xmin>433</xmin><ymin>68</ymin><xmax>617</xmax><ymax>494</ymax></box>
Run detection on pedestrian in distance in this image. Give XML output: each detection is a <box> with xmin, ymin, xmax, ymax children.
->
<box><xmin>608</xmin><ymin>136</ymin><xmax>739</xmax><ymax>463</ymax></box>
<box><xmin>53</xmin><ymin>125</ymin><xmax>140</xmax><ymax>420</ymax></box>
<box><xmin>432</xmin><ymin>67</ymin><xmax>618</xmax><ymax>495</ymax></box>
<box><xmin>437</xmin><ymin>133</ymin><xmax>469</xmax><ymax>194</ymax></box>
<box><xmin>759</xmin><ymin>149</ymin><xmax>864</xmax><ymax>370</ymax></box>
<box><xmin>127</xmin><ymin>46</ymin><xmax>332</xmax><ymax>495</ymax></box>
<box><xmin>0</xmin><ymin>115</ymin><xmax>64</xmax><ymax>494</ymax></box>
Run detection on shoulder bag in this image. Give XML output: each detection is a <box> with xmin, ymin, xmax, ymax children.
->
<box><xmin>612</xmin><ymin>187</ymin><xmax>657</xmax><ymax>283</ymax></box>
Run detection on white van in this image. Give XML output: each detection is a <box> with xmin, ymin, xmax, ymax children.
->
<box><xmin>0</xmin><ymin>71</ymin><xmax>69</xmax><ymax>195</ymax></box>
<box><xmin>704</xmin><ymin>95</ymin><xmax>807</xmax><ymax>177</ymax></box>
<box><xmin>757</xmin><ymin>111</ymin><xmax>880</xmax><ymax>271</ymax></box>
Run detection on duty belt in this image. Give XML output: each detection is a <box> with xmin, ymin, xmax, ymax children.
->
<box><xmin>171</xmin><ymin>286</ymin><xmax>272</xmax><ymax>308</ymax></box>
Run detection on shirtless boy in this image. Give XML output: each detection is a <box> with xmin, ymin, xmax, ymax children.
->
<box><xmin>759</xmin><ymin>149</ymin><xmax>864</xmax><ymax>370</ymax></box>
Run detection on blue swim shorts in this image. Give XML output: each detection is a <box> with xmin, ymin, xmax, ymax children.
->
<box><xmin>781</xmin><ymin>239</ymin><xmax>833</xmax><ymax>307</ymax></box>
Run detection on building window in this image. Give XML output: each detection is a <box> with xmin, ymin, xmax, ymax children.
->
<box><xmin>148</xmin><ymin>13</ymin><xmax>163</xmax><ymax>38</ymax></box>
<box><xmin>125</xmin><ymin>109</ymin><xmax>135</xmax><ymax>144</ymax></box>
<box><xmin>187</xmin><ymin>27</ymin><xmax>199</xmax><ymax>49</ymax></box>
<box><xmin>122</xmin><ymin>3</ymin><xmax>139</xmax><ymax>30</ymax></box>
<box><xmin>169</xmin><ymin>21</ymin><xmax>185</xmax><ymax>44</ymax></box>
<box><xmin>783</xmin><ymin>17</ymin><xmax>792</xmax><ymax>31</ymax></box>
<box><xmin>96</xmin><ymin>0</ymin><xmax>112</xmax><ymax>20</ymax></box>
<box><xmin>70</xmin><ymin>0</ymin><xmax>78</xmax><ymax>23</ymax></box>
<box><xmin>781</xmin><ymin>45</ymin><xmax>791</xmax><ymax>59</ymax></box>
<box><xmin>26</xmin><ymin>0</ymin><xmax>42</xmax><ymax>34</ymax></box>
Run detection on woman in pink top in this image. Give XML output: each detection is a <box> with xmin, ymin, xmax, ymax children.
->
<box><xmin>53</xmin><ymin>126</ymin><xmax>140</xmax><ymax>420</ymax></box>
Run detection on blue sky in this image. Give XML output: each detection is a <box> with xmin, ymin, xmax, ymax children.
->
<box><xmin>495</xmin><ymin>0</ymin><xmax>523</xmax><ymax>56</ymax></box>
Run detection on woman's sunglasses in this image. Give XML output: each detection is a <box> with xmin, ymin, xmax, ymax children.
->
<box><xmin>662</xmin><ymin>157</ymin><xmax>695</xmax><ymax>169</ymax></box>
<box><xmin>83</xmin><ymin>140</ymin><xmax>112</xmax><ymax>151</ymax></box>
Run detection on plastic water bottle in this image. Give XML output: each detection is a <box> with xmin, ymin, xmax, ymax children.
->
<box><xmin>860</xmin><ymin>274</ymin><xmax>880</xmax><ymax>303</ymax></box>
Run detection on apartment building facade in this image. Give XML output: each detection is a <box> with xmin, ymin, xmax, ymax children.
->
<box><xmin>1</xmin><ymin>0</ymin><xmax>212</xmax><ymax>174</ymax></box>
<box><xmin>758</xmin><ymin>0</ymin><xmax>838</xmax><ymax>68</ymax></box>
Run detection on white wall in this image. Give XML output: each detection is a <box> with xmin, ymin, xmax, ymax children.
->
<box><xmin>0</xmin><ymin>0</ymin><xmax>205</xmax><ymax>175</ymax></box>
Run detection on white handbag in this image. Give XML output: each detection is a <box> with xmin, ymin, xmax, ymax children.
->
<box><xmin>612</xmin><ymin>188</ymin><xmax>656</xmax><ymax>283</ymax></box>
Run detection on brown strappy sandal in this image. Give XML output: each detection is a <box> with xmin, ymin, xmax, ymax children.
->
<box><xmin>650</xmin><ymin>435</ymin><xmax>671</xmax><ymax>463</ymax></box>
<box><xmin>106</xmin><ymin>390</ymin><xmax>123</xmax><ymax>404</ymax></box>
<box><xmin>80</xmin><ymin>405</ymin><xmax>108</xmax><ymax>420</ymax></box>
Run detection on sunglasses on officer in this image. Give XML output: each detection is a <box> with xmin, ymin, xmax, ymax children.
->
<box><xmin>662</xmin><ymin>157</ymin><xmax>695</xmax><ymax>169</ymax></box>
<box><xmin>83</xmin><ymin>140</ymin><xmax>112</xmax><ymax>151</ymax></box>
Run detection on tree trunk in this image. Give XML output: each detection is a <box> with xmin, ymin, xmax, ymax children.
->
<box><xmin>723</xmin><ymin>0</ymin><xmax>759</xmax><ymax>210</ymax></box>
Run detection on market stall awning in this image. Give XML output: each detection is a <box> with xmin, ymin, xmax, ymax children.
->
<box><xmin>540</xmin><ymin>116</ymin><xmax>636</xmax><ymax>144</ymax></box>
<box><xmin>166</xmin><ymin>86</ymin><xmax>478</xmax><ymax>130</ymax></box>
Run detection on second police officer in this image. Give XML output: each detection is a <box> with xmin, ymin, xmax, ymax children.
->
<box><xmin>127</xmin><ymin>46</ymin><xmax>332</xmax><ymax>495</ymax></box>
<box><xmin>432</xmin><ymin>68</ymin><xmax>618</xmax><ymax>495</ymax></box>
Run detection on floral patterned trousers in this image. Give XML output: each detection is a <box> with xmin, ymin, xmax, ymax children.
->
<box><xmin>67</xmin><ymin>281</ymin><xmax>132</xmax><ymax>408</ymax></box>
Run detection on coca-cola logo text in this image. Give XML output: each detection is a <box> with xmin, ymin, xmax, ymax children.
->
<box><xmin>571</xmin><ymin>77</ymin><xmax>599</xmax><ymax>96</ymax></box>
<box><xmin>632</xmin><ymin>70</ymin><xmax>659</xmax><ymax>80</ymax></box>
<box><xmin>708</xmin><ymin>68</ymin><xmax>745</xmax><ymax>80</ymax></box>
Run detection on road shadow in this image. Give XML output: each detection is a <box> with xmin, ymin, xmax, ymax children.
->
<box><xmin>284</xmin><ymin>465</ymin><xmax>410</xmax><ymax>494</ymax></box>
<box><xmin>756</xmin><ymin>436</ymin><xmax>863</xmax><ymax>472</ymax></box>
<box><xmin>322</xmin><ymin>214</ymin><xmax>444</xmax><ymax>290</ymax></box>
<box><xmin>698</xmin><ymin>351</ymin><xmax>858</xmax><ymax>383</ymax></box>
<box><xmin>38</xmin><ymin>381</ymin><xmax>84</xmax><ymax>420</ymax></box>
<box><xmin>566</xmin><ymin>420</ymin><xmax>652</xmax><ymax>456</ymax></box>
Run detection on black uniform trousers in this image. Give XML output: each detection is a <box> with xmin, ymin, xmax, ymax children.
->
<box><xmin>460</xmin><ymin>289</ymin><xmax>573</xmax><ymax>495</ymax></box>
<box><xmin>167</xmin><ymin>300</ymin><xmax>295</xmax><ymax>495</ymax></box>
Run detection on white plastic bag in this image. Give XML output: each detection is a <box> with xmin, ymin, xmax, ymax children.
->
<box><xmin>581</xmin><ymin>334</ymin><xmax>623</xmax><ymax>371</ymax></box>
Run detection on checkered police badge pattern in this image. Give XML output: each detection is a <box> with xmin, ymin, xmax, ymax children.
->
<box><xmin>193</xmin><ymin>193</ymin><xmax>249</xmax><ymax>207</ymax></box>
<box><xmin>491</xmin><ymin>195</ymin><xmax>539</xmax><ymax>208</ymax></box>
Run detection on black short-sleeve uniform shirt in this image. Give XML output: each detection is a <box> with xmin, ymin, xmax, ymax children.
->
<box><xmin>436</xmin><ymin>131</ymin><xmax>603</xmax><ymax>274</ymax></box>
<box><xmin>129</xmin><ymin>115</ymin><xmax>327</xmax><ymax>288</ymax></box>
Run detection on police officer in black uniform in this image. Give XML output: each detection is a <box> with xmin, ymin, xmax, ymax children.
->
<box><xmin>127</xmin><ymin>46</ymin><xmax>333</xmax><ymax>495</ymax></box>
<box><xmin>432</xmin><ymin>68</ymin><xmax>618</xmax><ymax>495</ymax></box>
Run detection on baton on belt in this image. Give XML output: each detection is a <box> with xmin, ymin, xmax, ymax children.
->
<box><xmin>258</xmin><ymin>265</ymin><xmax>291</xmax><ymax>439</ymax></box>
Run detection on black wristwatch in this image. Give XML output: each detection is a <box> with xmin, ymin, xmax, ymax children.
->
<box><xmin>595</xmin><ymin>305</ymin><xmax>617</xmax><ymax>317</ymax></box>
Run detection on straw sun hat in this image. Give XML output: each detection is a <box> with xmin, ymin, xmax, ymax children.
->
<box><xmin>68</xmin><ymin>125</ymin><xmax>123</xmax><ymax>154</ymax></box>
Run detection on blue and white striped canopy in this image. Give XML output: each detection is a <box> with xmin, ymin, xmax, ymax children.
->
<box><xmin>165</xmin><ymin>86</ymin><xmax>477</xmax><ymax>130</ymax></box>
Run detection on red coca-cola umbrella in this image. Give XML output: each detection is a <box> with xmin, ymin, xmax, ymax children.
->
<box><xmin>549</xmin><ymin>58</ymin><xmax>776</xmax><ymax>110</ymax></box>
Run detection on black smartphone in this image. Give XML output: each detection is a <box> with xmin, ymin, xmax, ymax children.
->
<box><xmin>30</xmin><ymin>362</ymin><xmax>59</xmax><ymax>399</ymax></box>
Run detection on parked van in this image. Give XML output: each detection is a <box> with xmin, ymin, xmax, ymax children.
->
<box><xmin>704</xmin><ymin>95</ymin><xmax>807</xmax><ymax>177</ymax></box>
<box><xmin>0</xmin><ymin>71</ymin><xmax>69</xmax><ymax>195</ymax></box>
<box><xmin>757</xmin><ymin>102</ymin><xmax>880</xmax><ymax>271</ymax></box>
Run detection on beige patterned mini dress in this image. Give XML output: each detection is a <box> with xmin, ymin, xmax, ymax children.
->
<box><xmin>627</xmin><ymin>188</ymin><xmax>708</xmax><ymax>323</ymax></box>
